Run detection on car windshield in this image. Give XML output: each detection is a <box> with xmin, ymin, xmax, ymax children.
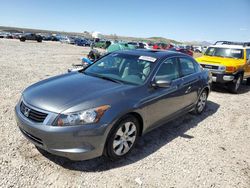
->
<box><xmin>84</xmin><ymin>53</ymin><xmax>156</xmax><ymax>85</ymax></box>
<box><xmin>205</xmin><ymin>47</ymin><xmax>243</xmax><ymax>59</ymax></box>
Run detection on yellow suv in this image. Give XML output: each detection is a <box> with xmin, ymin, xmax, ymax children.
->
<box><xmin>196</xmin><ymin>41</ymin><xmax>250</xmax><ymax>93</ymax></box>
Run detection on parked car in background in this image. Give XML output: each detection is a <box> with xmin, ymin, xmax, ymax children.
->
<box><xmin>196</xmin><ymin>41</ymin><xmax>250</xmax><ymax>93</ymax></box>
<box><xmin>153</xmin><ymin>43</ymin><xmax>168</xmax><ymax>50</ymax></box>
<box><xmin>15</xmin><ymin>49</ymin><xmax>211</xmax><ymax>161</ymax></box>
<box><xmin>0</xmin><ymin>32</ymin><xmax>19</xmax><ymax>39</ymax></box>
<box><xmin>128</xmin><ymin>42</ymin><xmax>151</xmax><ymax>49</ymax></box>
<box><xmin>169</xmin><ymin>47</ymin><xmax>193</xmax><ymax>56</ymax></box>
<box><xmin>141</xmin><ymin>42</ymin><xmax>151</xmax><ymax>49</ymax></box>
<box><xmin>20</xmin><ymin>33</ymin><xmax>43</xmax><ymax>42</ymax></box>
<box><xmin>42</xmin><ymin>35</ymin><xmax>54</xmax><ymax>41</ymax></box>
<box><xmin>50</xmin><ymin>35</ymin><xmax>61</xmax><ymax>41</ymax></box>
<box><xmin>5</xmin><ymin>33</ymin><xmax>14</xmax><ymax>39</ymax></box>
<box><xmin>94</xmin><ymin>40</ymin><xmax>108</xmax><ymax>48</ymax></box>
<box><xmin>75</xmin><ymin>38</ymin><xmax>91</xmax><ymax>46</ymax></box>
<box><xmin>60</xmin><ymin>36</ymin><xmax>75</xmax><ymax>44</ymax></box>
<box><xmin>12</xmin><ymin>33</ymin><xmax>22</xmax><ymax>39</ymax></box>
<box><xmin>194</xmin><ymin>46</ymin><xmax>203</xmax><ymax>53</ymax></box>
<box><xmin>0</xmin><ymin>32</ymin><xmax>8</xmax><ymax>38</ymax></box>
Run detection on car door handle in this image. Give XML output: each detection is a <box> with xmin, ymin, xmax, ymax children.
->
<box><xmin>185</xmin><ymin>86</ymin><xmax>192</xmax><ymax>94</ymax></box>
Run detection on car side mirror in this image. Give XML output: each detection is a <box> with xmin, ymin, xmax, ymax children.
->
<box><xmin>152</xmin><ymin>79</ymin><xmax>172</xmax><ymax>88</ymax></box>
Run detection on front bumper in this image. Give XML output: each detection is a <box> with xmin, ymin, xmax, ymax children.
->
<box><xmin>211</xmin><ymin>73</ymin><xmax>235</xmax><ymax>83</ymax></box>
<box><xmin>15</xmin><ymin>103</ymin><xmax>110</xmax><ymax>161</ymax></box>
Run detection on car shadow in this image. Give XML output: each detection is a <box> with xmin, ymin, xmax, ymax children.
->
<box><xmin>211</xmin><ymin>80</ymin><xmax>250</xmax><ymax>94</ymax></box>
<box><xmin>37</xmin><ymin>100</ymin><xmax>220</xmax><ymax>172</ymax></box>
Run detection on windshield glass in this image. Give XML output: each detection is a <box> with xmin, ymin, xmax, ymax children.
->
<box><xmin>205</xmin><ymin>47</ymin><xmax>243</xmax><ymax>59</ymax></box>
<box><xmin>84</xmin><ymin>53</ymin><xmax>156</xmax><ymax>85</ymax></box>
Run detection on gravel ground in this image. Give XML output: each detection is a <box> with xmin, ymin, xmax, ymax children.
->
<box><xmin>0</xmin><ymin>39</ymin><xmax>250</xmax><ymax>188</ymax></box>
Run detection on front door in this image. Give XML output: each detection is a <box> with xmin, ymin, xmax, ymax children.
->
<box><xmin>145</xmin><ymin>57</ymin><xmax>185</xmax><ymax>128</ymax></box>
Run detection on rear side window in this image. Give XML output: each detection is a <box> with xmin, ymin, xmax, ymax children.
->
<box><xmin>155</xmin><ymin>58</ymin><xmax>179</xmax><ymax>81</ymax></box>
<box><xmin>179</xmin><ymin>57</ymin><xmax>196</xmax><ymax>76</ymax></box>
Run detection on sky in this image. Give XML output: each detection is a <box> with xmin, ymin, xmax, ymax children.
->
<box><xmin>0</xmin><ymin>0</ymin><xmax>249</xmax><ymax>42</ymax></box>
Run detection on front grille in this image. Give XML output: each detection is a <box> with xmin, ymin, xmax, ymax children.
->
<box><xmin>20</xmin><ymin>128</ymin><xmax>43</xmax><ymax>145</ymax></box>
<box><xmin>20</xmin><ymin>102</ymin><xmax>48</xmax><ymax>123</ymax></box>
<box><xmin>200</xmin><ymin>64</ymin><xmax>219</xmax><ymax>70</ymax></box>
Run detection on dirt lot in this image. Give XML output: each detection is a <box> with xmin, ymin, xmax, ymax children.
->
<box><xmin>0</xmin><ymin>39</ymin><xmax>249</xmax><ymax>188</ymax></box>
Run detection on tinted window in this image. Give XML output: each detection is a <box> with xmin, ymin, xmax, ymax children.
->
<box><xmin>179</xmin><ymin>57</ymin><xmax>196</xmax><ymax>76</ymax></box>
<box><xmin>205</xmin><ymin>47</ymin><xmax>243</xmax><ymax>59</ymax></box>
<box><xmin>155</xmin><ymin>58</ymin><xmax>179</xmax><ymax>81</ymax></box>
<box><xmin>85</xmin><ymin>53</ymin><xmax>155</xmax><ymax>85</ymax></box>
<box><xmin>192</xmin><ymin>59</ymin><xmax>201</xmax><ymax>72</ymax></box>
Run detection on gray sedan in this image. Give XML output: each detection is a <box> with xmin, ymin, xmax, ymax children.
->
<box><xmin>15</xmin><ymin>49</ymin><xmax>211</xmax><ymax>160</ymax></box>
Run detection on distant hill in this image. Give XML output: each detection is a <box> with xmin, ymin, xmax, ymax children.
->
<box><xmin>185</xmin><ymin>40</ymin><xmax>213</xmax><ymax>46</ymax></box>
<box><xmin>200</xmin><ymin>41</ymin><xmax>213</xmax><ymax>46</ymax></box>
<box><xmin>0</xmin><ymin>25</ymin><xmax>211</xmax><ymax>46</ymax></box>
<box><xmin>147</xmin><ymin>37</ymin><xmax>181</xmax><ymax>44</ymax></box>
<box><xmin>0</xmin><ymin>26</ymin><xmax>84</xmax><ymax>36</ymax></box>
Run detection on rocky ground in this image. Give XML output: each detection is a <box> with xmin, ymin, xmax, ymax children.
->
<box><xmin>0</xmin><ymin>39</ymin><xmax>249</xmax><ymax>188</ymax></box>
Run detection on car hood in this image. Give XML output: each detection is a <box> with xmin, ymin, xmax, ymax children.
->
<box><xmin>196</xmin><ymin>56</ymin><xmax>245</xmax><ymax>66</ymax></box>
<box><xmin>23</xmin><ymin>72</ymin><xmax>133</xmax><ymax>113</ymax></box>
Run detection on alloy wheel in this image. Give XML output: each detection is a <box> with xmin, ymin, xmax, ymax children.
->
<box><xmin>113</xmin><ymin>122</ymin><xmax>137</xmax><ymax>156</ymax></box>
<box><xmin>197</xmin><ymin>91</ymin><xmax>207</xmax><ymax>113</ymax></box>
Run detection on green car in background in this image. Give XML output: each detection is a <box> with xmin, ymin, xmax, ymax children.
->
<box><xmin>107</xmin><ymin>42</ymin><xmax>135</xmax><ymax>52</ymax></box>
<box><xmin>87</xmin><ymin>42</ymin><xmax>136</xmax><ymax>62</ymax></box>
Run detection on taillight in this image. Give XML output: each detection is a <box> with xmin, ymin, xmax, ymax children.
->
<box><xmin>226</xmin><ymin>66</ymin><xmax>236</xmax><ymax>72</ymax></box>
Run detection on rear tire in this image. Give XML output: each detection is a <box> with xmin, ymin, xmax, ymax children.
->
<box><xmin>246</xmin><ymin>78</ymin><xmax>250</xmax><ymax>85</ymax></box>
<box><xmin>192</xmin><ymin>89</ymin><xmax>208</xmax><ymax>115</ymax></box>
<box><xmin>105</xmin><ymin>115</ymin><xmax>139</xmax><ymax>160</ymax></box>
<box><xmin>20</xmin><ymin>37</ymin><xmax>26</xmax><ymax>42</ymax></box>
<box><xmin>228</xmin><ymin>74</ymin><xmax>242</xmax><ymax>94</ymax></box>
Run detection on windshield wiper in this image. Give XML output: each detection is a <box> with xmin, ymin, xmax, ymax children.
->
<box><xmin>97</xmin><ymin>75</ymin><xmax>123</xmax><ymax>84</ymax></box>
<box><xmin>83</xmin><ymin>72</ymin><xmax>122</xmax><ymax>84</ymax></box>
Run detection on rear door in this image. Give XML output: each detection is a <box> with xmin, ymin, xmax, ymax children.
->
<box><xmin>178</xmin><ymin>57</ymin><xmax>201</xmax><ymax>107</ymax></box>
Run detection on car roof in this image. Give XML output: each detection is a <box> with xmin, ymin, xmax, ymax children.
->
<box><xmin>209</xmin><ymin>44</ymin><xmax>249</xmax><ymax>49</ymax></box>
<box><xmin>115</xmin><ymin>49</ymin><xmax>188</xmax><ymax>59</ymax></box>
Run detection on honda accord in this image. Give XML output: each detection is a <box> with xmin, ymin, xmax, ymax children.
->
<box><xmin>15</xmin><ymin>49</ymin><xmax>211</xmax><ymax>160</ymax></box>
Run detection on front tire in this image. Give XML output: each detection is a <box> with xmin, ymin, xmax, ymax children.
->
<box><xmin>228</xmin><ymin>74</ymin><xmax>242</xmax><ymax>94</ymax></box>
<box><xmin>106</xmin><ymin>115</ymin><xmax>139</xmax><ymax>160</ymax></box>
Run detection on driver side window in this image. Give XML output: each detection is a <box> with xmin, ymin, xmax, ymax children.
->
<box><xmin>155</xmin><ymin>58</ymin><xmax>180</xmax><ymax>81</ymax></box>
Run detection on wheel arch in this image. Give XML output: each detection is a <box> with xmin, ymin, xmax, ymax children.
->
<box><xmin>125</xmin><ymin>112</ymin><xmax>144</xmax><ymax>136</ymax></box>
<box><xmin>103</xmin><ymin>111</ymin><xmax>144</xmax><ymax>157</ymax></box>
<box><xmin>203</xmin><ymin>86</ymin><xmax>210</xmax><ymax>96</ymax></box>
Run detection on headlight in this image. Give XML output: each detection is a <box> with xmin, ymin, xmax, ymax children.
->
<box><xmin>56</xmin><ymin>105</ymin><xmax>110</xmax><ymax>126</ymax></box>
<box><xmin>218</xmin><ymin>66</ymin><xmax>226</xmax><ymax>71</ymax></box>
